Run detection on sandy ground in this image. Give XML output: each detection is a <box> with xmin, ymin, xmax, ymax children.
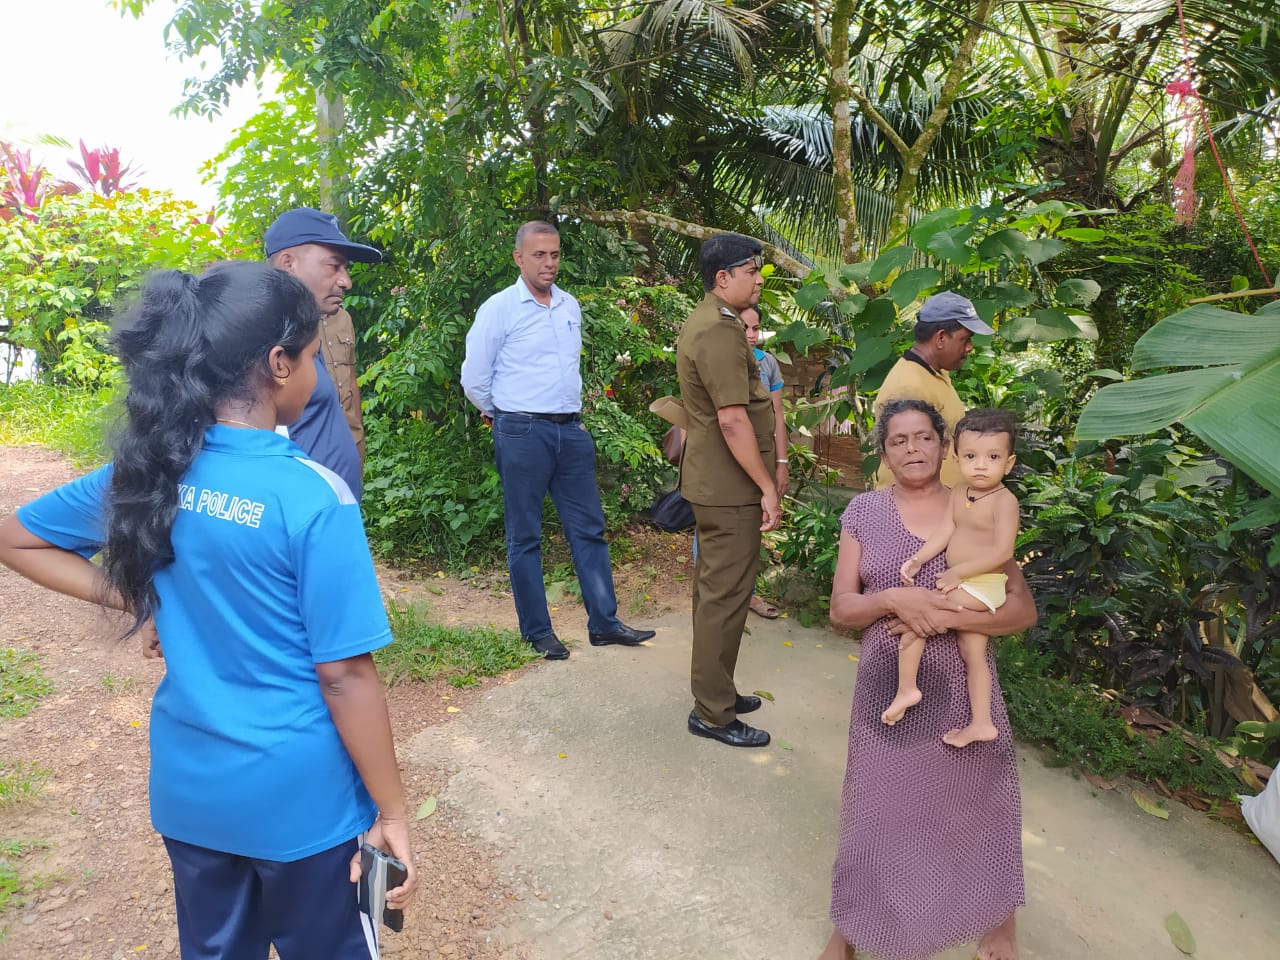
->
<box><xmin>3</xmin><ymin>444</ymin><xmax>1279</xmax><ymax>960</ymax></box>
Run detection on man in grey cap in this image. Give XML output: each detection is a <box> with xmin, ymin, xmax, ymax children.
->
<box><xmin>265</xmin><ymin>208</ymin><xmax>382</xmax><ymax>499</ymax></box>
<box><xmin>872</xmin><ymin>290</ymin><xmax>995</xmax><ymax>488</ymax></box>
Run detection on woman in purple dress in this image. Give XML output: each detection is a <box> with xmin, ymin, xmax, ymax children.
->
<box><xmin>819</xmin><ymin>398</ymin><xmax>1036</xmax><ymax>960</ymax></box>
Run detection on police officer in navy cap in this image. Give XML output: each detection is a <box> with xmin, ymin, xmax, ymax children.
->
<box><xmin>265</xmin><ymin>208</ymin><xmax>382</xmax><ymax>499</ymax></box>
<box><xmin>676</xmin><ymin>232</ymin><xmax>780</xmax><ymax>748</ymax></box>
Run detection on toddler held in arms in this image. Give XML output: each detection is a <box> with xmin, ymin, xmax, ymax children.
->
<box><xmin>890</xmin><ymin>408</ymin><xmax>1020</xmax><ymax>747</ymax></box>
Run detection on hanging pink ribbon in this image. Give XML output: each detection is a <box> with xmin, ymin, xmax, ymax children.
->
<box><xmin>1164</xmin><ymin>79</ymin><xmax>1199</xmax><ymax>225</ymax></box>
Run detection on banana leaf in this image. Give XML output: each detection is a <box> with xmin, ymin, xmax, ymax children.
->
<box><xmin>1076</xmin><ymin>302</ymin><xmax>1280</xmax><ymax>496</ymax></box>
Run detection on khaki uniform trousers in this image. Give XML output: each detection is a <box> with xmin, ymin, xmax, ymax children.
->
<box><xmin>690</xmin><ymin>501</ymin><xmax>762</xmax><ymax>726</ymax></box>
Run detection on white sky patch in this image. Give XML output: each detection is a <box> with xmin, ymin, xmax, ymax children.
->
<box><xmin>3</xmin><ymin>0</ymin><xmax>276</xmax><ymax>207</ymax></box>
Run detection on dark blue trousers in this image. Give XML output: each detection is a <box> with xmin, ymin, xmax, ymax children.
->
<box><xmin>163</xmin><ymin>835</ymin><xmax>377</xmax><ymax>960</ymax></box>
<box><xmin>492</xmin><ymin>413</ymin><xmax>623</xmax><ymax>641</ymax></box>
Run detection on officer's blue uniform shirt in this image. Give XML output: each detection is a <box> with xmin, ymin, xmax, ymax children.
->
<box><xmin>17</xmin><ymin>426</ymin><xmax>390</xmax><ymax>861</ymax></box>
<box><xmin>286</xmin><ymin>355</ymin><xmax>363</xmax><ymax>499</ymax></box>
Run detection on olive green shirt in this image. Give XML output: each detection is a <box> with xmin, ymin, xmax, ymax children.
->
<box><xmin>676</xmin><ymin>293</ymin><xmax>776</xmax><ymax>506</ymax></box>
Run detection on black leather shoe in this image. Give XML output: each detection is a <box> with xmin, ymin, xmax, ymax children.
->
<box><xmin>734</xmin><ymin>694</ymin><xmax>763</xmax><ymax>714</ymax></box>
<box><xmin>530</xmin><ymin>634</ymin><xmax>569</xmax><ymax>660</ymax></box>
<box><xmin>588</xmin><ymin>623</ymin><xmax>655</xmax><ymax>647</ymax></box>
<box><xmin>687</xmin><ymin>711</ymin><xmax>770</xmax><ymax>747</ymax></box>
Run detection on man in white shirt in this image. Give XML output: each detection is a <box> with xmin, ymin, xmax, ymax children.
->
<box><xmin>460</xmin><ymin>221</ymin><xmax>655</xmax><ymax>660</ymax></box>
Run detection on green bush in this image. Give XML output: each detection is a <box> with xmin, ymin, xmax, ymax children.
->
<box><xmin>996</xmin><ymin>637</ymin><xmax>1241</xmax><ymax>799</ymax></box>
<box><xmin>361</xmin><ymin>416</ymin><xmax>506</xmax><ymax>567</ymax></box>
<box><xmin>1014</xmin><ymin>438</ymin><xmax>1280</xmax><ymax>730</ymax></box>
<box><xmin>772</xmin><ymin>494</ymin><xmax>844</xmax><ymax>598</ymax></box>
<box><xmin>0</xmin><ymin>190</ymin><xmax>233</xmax><ymax>380</ymax></box>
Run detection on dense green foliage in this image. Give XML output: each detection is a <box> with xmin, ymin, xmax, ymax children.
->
<box><xmin>996</xmin><ymin>638</ymin><xmax>1243</xmax><ymax>799</ymax></box>
<box><xmin>0</xmin><ymin>190</ymin><xmax>232</xmax><ymax>380</ymax></box>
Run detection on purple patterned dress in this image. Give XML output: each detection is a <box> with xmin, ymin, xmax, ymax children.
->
<box><xmin>831</xmin><ymin>489</ymin><xmax>1024</xmax><ymax>960</ymax></box>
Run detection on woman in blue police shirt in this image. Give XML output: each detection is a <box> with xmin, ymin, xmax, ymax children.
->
<box><xmin>0</xmin><ymin>262</ymin><xmax>416</xmax><ymax>959</ymax></box>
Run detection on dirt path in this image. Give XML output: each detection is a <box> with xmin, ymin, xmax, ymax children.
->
<box><xmin>5</xmin><ymin>445</ymin><xmax>1279</xmax><ymax>960</ymax></box>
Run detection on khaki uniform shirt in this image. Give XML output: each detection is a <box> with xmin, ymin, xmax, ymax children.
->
<box><xmin>676</xmin><ymin>294</ymin><xmax>776</xmax><ymax>506</ymax></box>
<box><xmin>319</xmin><ymin>307</ymin><xmax>364</xmax><ymax>459</ymax></box>
<box><xmin>872</xmin><ymin>354</ymin><xmax>964</xmax><ymax>488</ymax></box>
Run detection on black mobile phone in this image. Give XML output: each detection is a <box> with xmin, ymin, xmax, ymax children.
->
<box><xmin>357</xmin><ymin>842</ymin><xmax>408</xmax><ymax>933</ymax></box>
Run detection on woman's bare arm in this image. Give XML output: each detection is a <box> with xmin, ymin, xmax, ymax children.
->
<box><xmin>0</xmin><ymin>514</ymin><xmax>120</xmax><ymax>608</ymax></box>
<box><xmin>830</xmin><ymin>530</ymin><xmax>964</xmax><ymax>634</ymax></box>
<box><xmin>888</xmin><ymin>559</ymin><xmax>1036</xmax><ymax>639</ymax></box>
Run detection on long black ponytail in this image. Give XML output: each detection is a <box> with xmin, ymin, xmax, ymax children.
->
<box><xmin>105</xmin><ymin>261</ymin><xmax>319</xmax><ymax>634</ymax></box>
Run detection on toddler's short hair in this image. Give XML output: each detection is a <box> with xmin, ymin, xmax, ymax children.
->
<box><xmin>953</xmin><ymin>408</ymin><xmax>1017</xmax><ymax>454</ymax></box>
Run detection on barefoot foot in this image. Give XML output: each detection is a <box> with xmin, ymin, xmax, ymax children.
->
<box><xmin>881</xmin><ymin>689</ymin><xmax>922</xmax><ymax>725</ymax></box>
<box><xmin>817</xmin><ymin>928</ymin><xmax>857</xmax><ymax>960</ymax></box>
<box><xmin>942</xmin><ymin>722</ymin><xmax>998</xmax><ymax>747</ymax></box>
<box><xmin>976</xmin><ymin>913</ymin><xmax>1017</xmax><ymax>960</ymax></box>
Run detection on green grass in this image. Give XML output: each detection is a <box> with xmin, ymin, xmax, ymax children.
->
<box><xmin>0</xmin><ymin>649</ymin><xmax>53</xmax><ymax>720</ymax></box>
<box><xmin>98</xmin><ymin>672</ymin><xmax>137</xmax><ymax>695</ymax></box>
<box><xmin>0</xmin><ymin>762</ymin><xmax>50</xmax><ymax>809</ymax></box>
<box><xmin>376</xmin><ymin>602</ymin><xmax>539</xmax><ymax>688</ymax></box>
<box><xmin>0</xmin><ymin>382</ymin><xmax>115</xmax><ymax>466</ymax></box>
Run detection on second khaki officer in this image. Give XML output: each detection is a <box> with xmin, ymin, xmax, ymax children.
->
<box><xmin>677</xmin><ymin>233</ymin><xmax>781</xmax><ymax>748</ymax></box>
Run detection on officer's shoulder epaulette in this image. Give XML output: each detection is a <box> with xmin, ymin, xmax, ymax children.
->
<box><xmin>718</xmin><ymin>306</ymin><xmax>737</xmax><ymax>319</ymax></box>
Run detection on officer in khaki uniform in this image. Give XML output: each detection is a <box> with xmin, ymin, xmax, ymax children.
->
<box><xmin>677</xmin><ymin>233</ymin><xmax>781</xmax><ymax>748</ymax></box>
<box><xmin>319</xmin><ymin>306</ymin><xmax>365</xmax><ymax>460</ymax></box>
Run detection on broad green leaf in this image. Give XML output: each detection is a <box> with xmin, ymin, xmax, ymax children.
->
<box><xmin>868</xmin><ymin>245</ymin><xmax>914</xmax><ymax>284</ymax></box>
<box><xmin>1182</xmin><ymin>360</ymin><xmax>1280</xmax><ymax>498</ymax></box>
<box><xmin>888</xmin><ymin>267</ymin><xmax>942</xmax><ymax>308</ymax></box>
<box><xmin>1089</xmin><ymin>368</ymin><xmax>1125</xmax><ymax>380</ymax></box>
<box><xmin>752</xmin><ymin>689</ymin><xmax>775</xmax><ymax>702</ymax></box>
<box><xmin>775</xmin><ymin>319</ymin><xmax>829</xmax><ymax>354</ymax></box>
<box><xmin>985</xmin><ymin>282</ymin><xmax>1037</xmax><ymax>311</ymax></box>
<box><xmin>834</xmin><ymin>293</ymin><xmax>869</xmax><ymax>317</ymax></box>
<box><xmin>859</xmin><ymin>297</ymin><xmax>898</xmax><ymax>339</ymax></box>
<box><xmin>1076</xmin><ymin>368</ymin><xmax>1242</xmax><ymax>438</ymax></box>
<box><xmin>977</xmin><ymin>228</ymin><xmax>1030</xmax><ymax>262</ymax></box>
<box><xmin>1022</xmin><ymin>237</ymin><xmax>1067</xmax><ymax>265</ymax></box>
<box><xmin>1002</xmin><ymin>309</ymin><xmax>1093</xmax><ymax>343</ymax></box>
<box><xmin>925</xmin><ymin>225</ymin><xmax>975</xmax><ymax>265</ymax></box>
<box><xmin>1057</xmin><ymin>227</ymin><xmax>1106</xmax><ymax>241</ymax></box>
<box><xmin>838</xmin><ymin>262</ymin><xmax>872</xmax><ymax>287</ymax></box>
<box><xmin>846</xmin><ymin>336</ymin><xmax>896</xmax><ymax>375</ymax></box>
<box><xmin>1130</xmin><ymin>305</ymin><xmax>1280</xmax><ymax>370</ymax></box>
<box><xmin>1163</xmin><ymin>912</ymin><xmax>1196</xmax><ymax>955</ymax></box>
<box><xmin>908</xmin><ymin>207</ymin><xmax>966</xmax><ymax>248</ymax></box>
<box><xmin>970</xmin><ymin>300</ymin><xmax>998</xmax><ymax>325</ymax></box>
<box><xmin>416</xmin><ymin>796</ymin><xmax>438</xmax><ymax>820</ymax></box>
<box><xmin>1054</xmin><ymin>278</ymin><xmax>1101</xmax><ymax>307</ymax></box>
<box><xmin>794</xmin><ymin>281</ymin><xmax>830</xmax><ymax>311</ymax></box>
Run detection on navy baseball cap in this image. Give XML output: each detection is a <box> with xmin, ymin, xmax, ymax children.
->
<box><xmin>917</xmin><ymin>291</ymin><xmax>994</xmax><ymax>335</ymax></box>
<box><xmin>265</xmin><ymin>208</ymin><xmax>382</xmax><ymax>264</ymax></box>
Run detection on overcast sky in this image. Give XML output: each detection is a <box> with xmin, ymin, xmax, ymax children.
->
<box><xmin>3</xmin><ymin>0</ymin><xmax>274</xmax><ymax>207</ymax></box>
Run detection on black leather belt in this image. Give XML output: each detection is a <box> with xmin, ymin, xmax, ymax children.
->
<box><xmin>494</xmin><ymin>409</ymin><xmax>580</xmax><ymax>423</ymax></box>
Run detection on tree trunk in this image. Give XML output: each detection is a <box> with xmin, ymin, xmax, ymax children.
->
<box><xmin>572</xmin><ymin>207</ymin><xmax>813</xmax><ymax>279</ymax></box>
<box><xmin>875</xmin><ymin>0</ymin><xmax>994</xmax><ymax>242</ymax></box>
<box><xmin>315</xmin><ymin>87</ymin><xmax>346</xmax><ymax>214</ymax></box>
<box><xmin>828</xmin><ymin>0</ymin><xmax>862</xmax><ymax>264</ymax></box>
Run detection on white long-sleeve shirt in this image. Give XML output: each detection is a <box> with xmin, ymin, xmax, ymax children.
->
<box><xmin>461</xmin><ymin>277</ymin><xmax>583</xmax><ymax>416</ymax></box>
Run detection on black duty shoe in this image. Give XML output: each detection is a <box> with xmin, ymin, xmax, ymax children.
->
<box><xmin>588</xmin><ymin>623</ymin><xmax>655</xmax><ymax>647</ymax></box>
<box><xmin>687</xmin><ymin>711</ymin><xmax>770</xmax><ymax>748</ymax></box>
<box><xmin>734</xmin><ymin>694</ymin><xmax>763</xmax><ymax>715</ymax></box>
<box><xmin>530</xmin><ymin>634</ymin><xmax>569</xmax><ymax>660</ymax></box>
